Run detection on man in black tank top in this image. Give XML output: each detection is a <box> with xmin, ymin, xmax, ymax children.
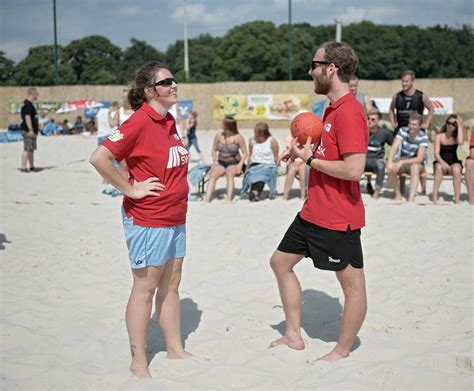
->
<box><xmin>389</xmin><ymin>70</ymin><xmax>434</xmax><ymax>136</ymax></box>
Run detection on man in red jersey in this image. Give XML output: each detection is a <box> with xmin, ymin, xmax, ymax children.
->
<box><xmin>270</xmin><ymin>41</ymin><xmax>368</xmax><ymax>362</ymax></box>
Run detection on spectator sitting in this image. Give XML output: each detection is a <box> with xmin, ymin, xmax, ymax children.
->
<box><xmin>85</xmin><ymin>118</ymin><xmax>97</xmax><ymax>134</ymax></box>
<box><xmin>365</xmin><ymin>110</ymin><xmax>393</xmax><ymax>199</ymax></box>
<box><xmin>38</xmin><ymin>111</ymin><xmax>48</xmax><ymax>133</ymax></box>
<box><xmin>241</xmin><ymin>122</ymin><xmax>279</xmax><ymax>202</ymax></box>
<box><xmin>74</xmin><ymin>116</ymin><xmax>86</xmax><ymax>133</ymax></box>
<box><xmin>204</xmin><ymin>116</ymin><xmax>248</xmax><ymax>202</ymax></box>
<box><xmin>278</xmin><ymin>135</ymin><xmax>307</xmax><ymax>200</ymax></box>
<box><xmin>431</xmin><ymin>115</ymin><xmax>464</xmax><ymax>204</ymax></box>
<box><xmin>60</xmin><ymin>119</ymin><xmax>71</xmax><ymax>135</ymax></box>
<box><xmin>387</xmin><ymin>113</ymin><xmax>428</xmax><ymax>202</ymax></box>
<box><xmin>41</xmin><ymin>118</ymin><xmax>61</xmax><ymax>136</ymax></box>
<box><xmin>465</xmin><ymin>129</ymin><xmax>474</xmax><ymax>205</ymax></box>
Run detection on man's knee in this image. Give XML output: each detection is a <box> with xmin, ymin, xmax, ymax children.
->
<box><xmin>410</xmin><ymin>164</ymin><xmax>420</xmax><ymax>174</ymax></box>
<box><xmin>270</xmin><ymin>252</ymin><xmax>290</xmax><ymax>274</ymax></box>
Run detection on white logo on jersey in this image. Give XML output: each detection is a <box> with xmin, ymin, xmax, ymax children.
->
<box><xmin>167</xmin><ymin>146</ymin><xmax>189</xmax><ymax>168</ymax></box>
<box><xmin>324</xmin><ymin>123</ymin><xmax>332</xmax><ymax>132</ymax></box>
<box><xmin>316</xmin><ymin>138</ymin><xmax>326</xmax><ymax>157</ymax></box>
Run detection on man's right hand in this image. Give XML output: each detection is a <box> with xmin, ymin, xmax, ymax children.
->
<box><xmin>28</xmin><ymin>131</ymin><xmax>35</xmax><ymax>138</ymax></box>
<box><xmin>128</xmin><ymin>177</ymin><xmax>164</xmax><ymax>199</ymax></box>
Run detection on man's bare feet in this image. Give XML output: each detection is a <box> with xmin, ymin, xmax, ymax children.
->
<box><xmin>269</xmin><ymin>335</ymin><xmax>305</xmax><ymax>350</ymax></box>
<box><xmin>314</xmin><ymin>349</ymin><xmax>349</xmax><ymax>362</ymax></box>
<box><xmin>167</xmin><ymin>350</ymin><xmax>193</xmax><ymax>359</ymax></box>
<box><xmin>129</xmin><ymin>364</ymin><xmax>151</xmax><ymax>378</ymax></box>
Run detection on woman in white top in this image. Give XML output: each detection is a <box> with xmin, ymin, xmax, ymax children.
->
<box><xmin>246</xmin><ymin>122</ymin><xmax>279</xmax><ymax>201</ymax></box>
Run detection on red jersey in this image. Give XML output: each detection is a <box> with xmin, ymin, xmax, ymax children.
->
<box><xmin>102</xmin><ymin>102</ymin><xmax>189</xmax><ymax>227</ymax></box>
<box><xmin>300</xmin><ymin>93</ymin><xmax>368</xmax><ymax>231</ymax></box>
<box><xmin>470</xmin><ymin>130</ymin><xmax>474</xmax><ymax>147</ymax></box>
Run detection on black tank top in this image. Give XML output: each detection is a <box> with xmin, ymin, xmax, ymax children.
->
<box><xmin>439</xmin><ymin>144</ymin><xmax>460</xmax><ymax>166</ymax></box>
<box><xmin>395</xmin><ymin>89</ymin><xmax>424</xmax><ymax>127</ymax></box>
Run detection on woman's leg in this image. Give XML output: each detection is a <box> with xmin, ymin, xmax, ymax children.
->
<box><xmin>297</xmin><ymin>162</ymin><xmax>306</xmax><ymax>200</ymax></box>
<box><xmin>155</xmin><ymin>258</ymin><xmax>191</xmax><ymax>358</ymax></box>
<box><xmin>225</xmin><ymin>166</ymin><xmax>238</xmax><ymax>202</ymax></box>
<box><xmin>450</xmin><ymin>163</ymin><xmax>462</xmax><ymax>204</ymax></box>
<box><xmin>283</xmin><ymin>163</ymin><xmax>297</xmax><ymax>199</ymax></box>
<box><xmin>431</xmin><ymin>163</ymin><xmax>444</xmax><ymax>204</ymax></box>
<box><xmin>126</xmin><ymin>266</ymin><xmax>164</xmax><ymax>378</ymax></box>
<box><xmin>204</xmin><ymin>164</ymin><xmax>225</xmax><ymax>202</ymax></box>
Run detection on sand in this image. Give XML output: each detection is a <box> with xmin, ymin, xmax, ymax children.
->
<box><xmin>1</xmin><ymin>130</ymin><xmax>473</xmax><ymax>390</ymax></box>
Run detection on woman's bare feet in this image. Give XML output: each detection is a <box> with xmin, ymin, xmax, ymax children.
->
<box><xmin>129</xmin><ymin>363</ymin><xmax>151</xmax><ymax>378</ymax></box>
<box><xmin>167</xmin><ymin>349</ymin><xmax>193</xmax><ymax>359</ymax></box>
<box><xmin>314</xmin><ymin>348</ymin><xmax>349</xmax><ymax>362</ymax></box>
<box><xmin>269</xmin><ymin>335</ymin><xmax>305</xmax><ymax>350</ymax></box>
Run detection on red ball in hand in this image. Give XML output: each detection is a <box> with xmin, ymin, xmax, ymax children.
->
<box><xmin>290</xmin><ymin>112</ymin><xmax>323</xmax><ymax>144</ymax></box>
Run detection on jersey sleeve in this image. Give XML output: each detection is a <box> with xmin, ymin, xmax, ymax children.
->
<box><xmin>337</xmin><ymin>107</ymin><xmax>368</xmax><ymax>155</ymax></box>
<box><xmin>101</xmin><ymin>117</ymin><xmax>141</xmax><ymax>161</ymax></box>
<box><xmin>419</xmin><ymin>133</ymin><xmax>429</xmax><ymax>148</ymax></box>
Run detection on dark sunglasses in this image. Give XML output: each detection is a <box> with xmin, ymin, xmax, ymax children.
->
<box><xmin>446</xmin><ymin>121</ymin><xmax>457</xmax><ymax>126</ymax></box>
<box><xmin>153</xmin><ymin>77</ymin><xmax>177</xmax><ymax>87</ymax></box>
<box><xmin>368</xmin><ymin>117</ymin><xmax>378</xmax><ymax>121</ymax></box>
<box><xmin>311</xmin><ymin>60</ymin><xmax>339</xmax><ymax>70</ymax></box>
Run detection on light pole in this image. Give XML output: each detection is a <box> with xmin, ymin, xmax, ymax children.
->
<box><xmin>53</xmin><ymin>0</ymin><xmax>59</xmax><ymax>84</ymax></box>
<box><xmin>288</xmin><ymin>0</ymin><xmax>293</xmax><ymax>80</ymax></box>
<box><xmin>183</xmin><ymin>0</ymin><xmax>190</xmax><ymax>80</ymax></box>
<box><xmin>334</xmin><ymin>18</ymin><xmax>342</xmax><ymax>42</ymax></box>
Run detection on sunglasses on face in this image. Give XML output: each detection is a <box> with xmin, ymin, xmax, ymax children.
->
<box><xmin>311</xmin><ymin>60</ymin><xmax>339</xmax><ymax>70</ymax></box>
<box><xmin>368</xmin><ymin>117</ymin><xmax>378</xmax><ymax>122</ymax></box>
<box><xmin>447</xmin><ymin>121</ymin><xmax>457</xmax><ymax>126</ymax></box>
<box><xmin>153</xmin><ymin>77</ymin><xmax>177</xmax><ymax>87</ymax></box>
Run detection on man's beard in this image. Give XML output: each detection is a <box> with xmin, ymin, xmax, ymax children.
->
<box><xmin>314</xmin><ymin>72</ymin><xmax>331</xmax><ymax>95</ymax></box>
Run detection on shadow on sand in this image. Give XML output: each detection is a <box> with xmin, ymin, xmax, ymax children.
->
<box><xmin>146</xmin><ymin>298</ymin><xmax>202</xmax><ymax>364</ymax></box>
<box><xmin>271</xmin><ymin>288</ymin><xmax>361</xmax><ymax>352</ymax></box>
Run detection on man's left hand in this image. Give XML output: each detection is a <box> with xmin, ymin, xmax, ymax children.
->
<box><xmin>290</xmin><ymin>137</ymin><xmax>314</xmax><ymax>162</ymax></box>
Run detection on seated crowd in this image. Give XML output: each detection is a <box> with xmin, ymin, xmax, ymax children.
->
<box><xmin>191</xmin><ymin>112</ymin><xmax>474</xmax><ymax>205</ymax></box>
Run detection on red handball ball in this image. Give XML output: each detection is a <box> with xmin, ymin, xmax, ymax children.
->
<box><xmin>290</xmin><ymin>112</ymin><xmax>323</xmax><ymax>144</ymax></box>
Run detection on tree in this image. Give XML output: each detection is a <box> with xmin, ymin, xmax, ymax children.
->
<box><xmin>12</xmin><ymin>45</ymin><xmax>76</xmax><ymax>86</ymax></box>
<box><xmin>165</xmin><ymin>34</ymin><xmax>221</xmax><ymax>83</ymax></box>
<box><xmin>121</xmin><ymin>38</ymin><xmax>166</xmax><ymax>84</ymax></box>
<box><xmin>344</xmin><ymin>21</ymin><xmax>404</xmax><ymax>80</ymax></box>
<box><xmin>212</xmin><ymin>21</ymin><xmax>286</xmax><ymax>81</ymax></box>
<box><xmin>0</xmin><ymin>51</ymin><xmax>15</xmax><ymax>85</ymax></box>
<box><xmin>63</xmin><ymin>35</ymin><xmax>123</xmax><ymax>84</ymax></box>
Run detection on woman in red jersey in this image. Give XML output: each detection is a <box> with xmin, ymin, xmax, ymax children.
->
<box><xmin>90</xmin><ymin>62</ymin><xmax>191</xmax><ymax>378</ymax></box>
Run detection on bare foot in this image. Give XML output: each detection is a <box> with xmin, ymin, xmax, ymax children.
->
<box><xmin>394</xmin><ymin>195</ymin><xmax>402</xmax><ymax>202</ymax></box>
<box><xmin>129</xmin><ymin>364</ymin><xmax>151</xmax><ymax>378</ymax></box>
<box><xmin>314</xmin><ymin>349</ymin><xmax>349</xmax><ymax>362</ymax></box>
<box><xmin>269</xmin><ymin>335</ymin><xmax>305</xmax><ymax>350</ymax></box>
<box><xmin>372</xmin><ymin>190</ymin><xmax>380</xmax><ymax>200</ymax></box>
<box><xmin>167</xmin><ymin>350</ymin><xmax>193</xmax><ymax>359</ymax></box>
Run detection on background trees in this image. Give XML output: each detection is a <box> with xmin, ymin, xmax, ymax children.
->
<box><xmin>2</xmin><ymin>21</ymin><xmax>472</xmax><ymax>86</ymax></box>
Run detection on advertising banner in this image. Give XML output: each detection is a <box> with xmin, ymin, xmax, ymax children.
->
<box><xmin>372</xmin><ymin>97</ymin><xmax>454</xmax><ymax>115</ymax></box>
<box><xmin>213</xmin><ymin>94</ymin><xmax>309</xmax><ymax>120</ymax></box>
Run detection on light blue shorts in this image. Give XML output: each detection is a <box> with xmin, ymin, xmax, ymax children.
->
<box><xmin>121</xmin><ymin>208</ymin><xmax>186</xmax><ymax>269</ymax></box>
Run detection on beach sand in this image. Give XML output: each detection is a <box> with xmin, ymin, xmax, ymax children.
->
<box><xmin>1</xmin><ymin>130</ymin><xmax>473</xmax><ymax>390</ymax></box>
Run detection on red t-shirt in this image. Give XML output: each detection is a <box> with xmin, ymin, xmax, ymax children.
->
<box><xmin>102</xmin><ymin>102</ymin><xmax>189</xmax><ymax>227</ymax></box>
<box><xmin>300</xmin><ymin>93</ymin><xmax>368</xmax><ymax>231</ymax></box>
<box><xmin>470</xmin><ymin>130</ymin><xmax>474</xmax><ymax>147</ymax></box>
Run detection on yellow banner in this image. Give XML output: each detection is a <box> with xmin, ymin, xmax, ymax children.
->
<box><xmin>213</xmin><ymin>94</ymin><xmax>309</xmax><ymax>120</ymax></box>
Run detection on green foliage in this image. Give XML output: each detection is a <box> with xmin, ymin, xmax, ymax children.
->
<box><xmin>12</xmin><ymin>45</ymin><xmax>76</xmax><ymax>86</ymax></box>
<box><xmin>63</xmin><ymin>35</ymin><xmax>122</xmax><ymax>84</ymax></box>
<box><xmin>0</xmin><ymin>51</ymin><xmax>15</xmax><ymax>85</ymax></box>
<box><xmin>121</xmin><ymin>38</ymin><xmax>166</xmax><ymax>84</ymax></box>
<box><xmin>212</xmin><ymin>21</ymin><xmax>287</xmax><ymax>81</ymax></box>
<box><xmin>7</xmin><ymin>23</ymin><xmax>474</xmax><ymax>84</ymax></box>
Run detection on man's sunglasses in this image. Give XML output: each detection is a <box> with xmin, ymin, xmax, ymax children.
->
<box><xmin>311</xmin><ymin>61</ymin><xmax>339</xmax><ymax>70</ymax></box>
<box><xmin>153</xmin><ymin>77</ymin><xmax>177</xmax><ymax>87</ymax></box>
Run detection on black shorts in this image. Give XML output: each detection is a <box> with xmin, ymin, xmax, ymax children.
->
<box><xmin>277</xmin><ymin>213</ymin><xmax>363</xmax><ymax>271</ymax></box>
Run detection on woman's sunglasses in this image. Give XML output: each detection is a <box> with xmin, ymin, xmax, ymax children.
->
<box><xmin>153</xmin><ymin>77</ymin><xmax>177</xmax><ymax>87</ymax></box>
<box><xmin>446</xmin><ymin>121</ymin><xmax>457</xmax><ymax>127</ymax></box>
